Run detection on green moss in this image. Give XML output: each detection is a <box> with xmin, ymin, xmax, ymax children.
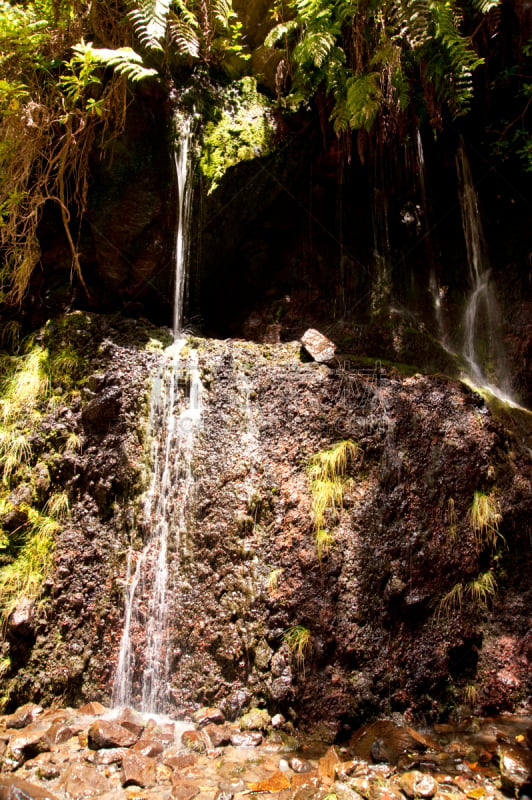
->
<box><xmin>199</xmin><ymin>77</ymin><xmax>275</xmax><ymax>194</ymax></box>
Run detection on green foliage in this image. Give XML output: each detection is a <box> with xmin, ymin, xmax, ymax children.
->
<box><xmin>0</xmin><ymin>505</ymin><xmax>57</xmax><ymax>628</ymax></box>
<box><xmin>267</xmin><ymin>0</ymin><xmax>499</xmax><ymax>133</ymax></box>
<box><xmin>307</xmin><ymin>440</ymin><xmax>359</xmax><ymax>560</ymax></box>
<box><xmin>436</xmin><ymin>569</ymin><xmax>497</xmax><ymax>618</ymax></box>
<box><xmin>283</xmin><ymin>624</ymin><xmax>311</xmax><ymax>671</ymax></box>
<box><xmin>199</xmin><ymin>77</ymin><xmax>275</xmax><ymax>193</ymax></box>
<box><xmin>468</xmin><ymin>491</ymin><xmax>503</xmax><ymax>549</ymax></box>
<box><xmin>267</xmin><ymin>567</ymin><xmax>283</xmax><ymax>597</ymax></box>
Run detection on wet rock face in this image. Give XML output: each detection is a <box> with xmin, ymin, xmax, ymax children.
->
<box><xmin>2</xmin><ymin>318</ymin><xmax>530</xmax><ymax>729</ymax></box>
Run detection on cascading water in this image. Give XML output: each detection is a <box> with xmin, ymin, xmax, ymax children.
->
<box><xmin>112</xmin><ymin>112</ymin><xmax>202</xmax><ymax>713</ymax></box>
<box><xmin>455</xmin><ymin>140</ymin><xmax>514</xmax><ymax>402</ymax></box>
<box><xmin>173</xmin><ymin>114</ymin><xmax>195</xmax><ymax>337</ymax></box>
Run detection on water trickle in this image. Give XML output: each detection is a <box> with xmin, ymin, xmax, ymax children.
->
<box><xmin>113</xmin><ymin>342</ymin><xmax>203</xmax><ymax>712</ymax></box>
<box><xmin>173</xmin><ymin>115</ymin><xmax>195</xmax><ymax>337</ymax></box>
<box><xmin>113</xmin><ymin>112</ymin><xmax>202</xmax><ymax>713</ymax></box>
<box><xmin>455</xmin><ymin>141</ymin><xmax>515</xmax><ymax>402</ymax></box>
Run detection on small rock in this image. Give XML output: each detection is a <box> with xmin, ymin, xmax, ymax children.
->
<box><xmin>289</xmin><ymin>756</ymin><xmax>312</xmax><ymax>773</ymax></box>
<box><xmin>334</xmin><ymin>761</ymin><xmax>363</xmax><ymax>781</ymax></box>
<box><xmin>0</xmin><ymin>774</ymin><xmax>61</xmax><ymax>799</ymax></box>
<box><xmin>248</xmin><ymin>771</ymin><xmax>291</xmax><ymax>792</ymax></box>
<box><xmin>46</xmin><ymin>722</ymin><xmax>74</xmax><ymax>746</ymax></box>
<box><xmin>132</xmin><ymin>739</ymin><xmax>164</xmax><ymax>758</ymax></box>
<box><xmin>218</xmin><ymin>780</ymin><xmax>246</xmax><ymax>793</ymax></box>
<box><xmin>88</xmin><ymin>719</ymin><xmax>137</xmax><ymax>750</ymax></box>
<box><xmin>78</xmin><ymin>701</ymin><xmax>107</xmax><ymax>716</ymax></box>
<box><xmin>215</xmin><ymin>792</ymin><xmax>233</xmax><ymax>800</ymax></box>
<box><xmin>229</xmin><ymin>732</ymin><xmax>262</xmax><ymax>747</ymax></box>
<box><xmin>171</xmin><ymin>779</ymin><xmax>200</xmax><ymax>800</ymax></box>
<box><xmin>194</xmin><ymin>707</ymin><xmax>225</xmax><ymax>727</ymax></box>
<box><xmin>291</xmin><ymin>771</ymin><xmax>321</xmax><ymax>791</ymax></box>
<box><xmin>350</xmin><ymin>776</ymin><xmax>371</xmax><ymax>798</ymax></box>
<box><xmin>498</xmin><ymin>745</ymin><xmax>532</xmax><ymax>792</ymax></box>
<box><xmin>370</xmin><ymin>785</ymin><xmax>404</xmax><ymax>800</ymax></box>
<box><xmin>203</xmin><ymin>723</ymin><xmax>232</xmax><ymax>748</ymax></box>
<box><xmin>86</xmin><ymin>747</ymin><xmax>128</xmax><ymax>765</ymax></box>
<box><xmin>239</xmin><ymin>708</ymin><xmax>271</xmax><ymax>732</ymax></box>
<box><xmin>6</xmin><ymin>728</ymin><xmax>51</xmax><ymax>768</ymax></box>
<box><xmin>301</xmin><ymin>329</ymin><xmax>336</xmax><ymax>363</ymax></box>
<box><xmin>121</xmin><ymin>750</ymin><xmax>156</xmax><ymax>788</ymax></box>
<box><xmin>319</xmin><ymin>746</ymin><xmax>342</xmax><ymax>779</ymax></box>
<box><xmin>399</xmin><ymin>771</ymin><xmax>438</xmax><ymax>799</ymax></box>
<box><xmin>5</xmin><ymin>703</ymin><xmax>43</xmax><ymax>730</ymax></box>
<box><xmin>113</xmin><ymin>708</ymin><xmax>145</xmax><ymax>738</ymax></box>
<box><xmin>164</xmin><ymin>752</ymin><xmax>198</xmax><ymax>771</ymax></box>
<box><xmin>59</xmin><ymin>763</ymin><xmax>111</xmax><ymax>798</ymax></box>
<box><xmin>271</xmin><ymin>714</ymin><xmax>286</xmax><ymax>729</ymax></box>
<box><xmin>332</xmin><ymin>781</ymin><xmax>366</xmax><ymax>800</ymax></box>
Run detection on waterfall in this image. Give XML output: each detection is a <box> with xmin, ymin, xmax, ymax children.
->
<box><xmin>173</xmin><ymin>114</ymin><xmax>195</xmax><ymax>337</ymax></box>
<box><xmin>455</xmin><ymin>141</ymin><xmax>514</xmax><ymax>402</ymax></box>
<box><xmin>113</xmin><ymin>113</ymin><xmax>201</xmax><ymax>713</ymax></box>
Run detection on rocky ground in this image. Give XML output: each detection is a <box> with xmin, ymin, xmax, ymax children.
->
<box><xmin>0</xmin><ymin>702</ymin><xmax>531</xmax><ymax>800</ymax></box>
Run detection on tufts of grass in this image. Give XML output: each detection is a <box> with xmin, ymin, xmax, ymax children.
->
<box><xmin>464</xmin><ymin>683</ymin><xmax>479</xmax><ymax>708</ymax></box>
<box><xmin>309</xmin><ymin>478</ymin><xmax>345</xmax><ymax>531</ymax></box>
<box><xmin>43</xmin><ymin>492</ymin><xmax>70</xmax><ymax>520</ymax></box>
<box><xmin>436</xmin><ymin>569</ymin><xmax>498</xmax><ymax>620</ymax></box>
<box><xmin>267</xmin><ymin>568</ymin><xmax>283</xmax><ymax>597</ymax></box>
<box><xmin>467</xmin><ymin>570</ymin><xmax>497</xmax><ymax>606</ymax></box>
<box><xmin>436</xmin><ymin>582</ymin><xmax>464</xmax><ymax>619</ymax></box>
<box><xmin>448</xmin><ymin>497</ymin><xmax>458</xmax><ymax>542</ymax></box>
<box><xmin>1</xmin><ymin>347</ymin><xmax>50</xmax><ymax>420</ymax></box>
<box><xmin>0</xmin><ymin>430</ymin><xmax>32</xmax><ymax>485</ymax></box>
<box><xmin>315</xmin><ymin>528</ymin><xmax>335</xmax><ymax>564</ymax></box>
<box><xmin>283</xmin><ymin>625</ymin><xmax>311</xmax><ymax>673</ymax></box>
<box><xmin>0</xmin><ymin>506</ymin><xmax>58</xmax><ymax>628</ymax></box>
<box><xmin>307</xmin><ymin>440</ymin><xmax>360</xmax><ymax>560</ymax></box>
<box><xmin>62</xmin><ymin>431</ymin><xmax>82</xmax><ymax>454</ymax></box>
<box><xmin>469</xmin><ymin>491</ymin><xmax>503</xmax><ymax>549</ymax></box>
<box><xmin>308</xmin><ymin>439</ymin><xmax>360</xmax><ymax>483</ymax></box>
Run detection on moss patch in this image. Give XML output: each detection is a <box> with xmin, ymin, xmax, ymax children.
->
<box><xmin>199</xmin><ymin>77</ymin><xmax>275</xmax><ymax>194</ymax></box>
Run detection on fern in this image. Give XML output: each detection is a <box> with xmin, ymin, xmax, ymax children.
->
<box><xmin>71</xmin><ymin>42</ymin><xmax>158</xmax><ymax>82</ymax></box>
<box><xmin>264</xmin><ymin>19</ymin><xmax>299</xmax><ymax>48</ymax></box>
<box><xmin>129</xmin><ymin>0</ymin><xmax>172</xmax><ymax>52</ymax></box>
<box><xmin>168</xmin><ymin>3</ymin><xmax>201</xmax><ymax>58</ymax></box>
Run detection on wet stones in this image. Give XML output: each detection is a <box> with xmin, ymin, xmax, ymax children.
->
<box><xmin>193</xmin><ymin>707</ymin><xmax>225</xmax><ymax>727</ymax></box>
<box><xmin>229</xmin><ymin>731</ymin><xmax>263</xmax><ymax>747</ymax></box>
<box><xmin>0</xmin><ymin>774</ymin><xmax>61</xmax><ymax>799</ymax></box>
<box><xmin>121</xmin><ymin>750</ymin><xmax>156</xmax><ymax>787</ymax></box>
<box><xmin>498</xmin><ymin>745</ymin><xmax>532</xmax><ymax>792</ymax></box>
<box><xmin>5</xmin><ymin>704</ymin><xmax>43</xmax><ymax>730</ymax></box>
<box><xmin>399</xmin><ymin>771</ymin><xmax>438</xmax><ymax>798</ymax></box>
<box><xmin>87</xmin><ymin>720</ymin><xmax>137</xmax><ymax>750</ymax></box>
<box><xmin>300</xmin><ymin>329</ymin><xmax>336</xmax><ymax>363</ymax></box>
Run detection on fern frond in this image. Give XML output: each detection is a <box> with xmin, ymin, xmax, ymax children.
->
<box><xmin>128</xmin><ymin>0</ymin><xmax>172</xmax><ymax>52</ymax></box>
<box><xmin>264</xmin><ymin>19</ymin><xmax>299</xmax><ymax>48</ymax></box>
<box><xmin>211</xmin><ymin>0</ymin><xmax>232</xmax><ymax>27</ymax></box>
<box><xmin>293</xmin><ymin>30</ymin><xmax>336</xmax><ymax>68</ymax></box>
<box><xmin>168</xmin><ymin>13</ymin><xmax>200</xmax><ymax>58</ymax></box>
<box><xmin>344</xmin><ymin>72</ymin><xmax>383</xmax><ymax>131</ymax></box>
<box><xmin>470</xmin><ymin>0</ymin><xmax>500</xmax><ymax>12</ymax></box>
<box><xmin>73</xmin><ymin>43</ymin><xmax>158</xmax><ymax>81</ymax></box>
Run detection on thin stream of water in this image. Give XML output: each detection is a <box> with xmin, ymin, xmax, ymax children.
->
<box><xmin>113</xmin><ymin>113</ymin><xmax>202</xmax><ymax>713</ymax></box>
<box><xmin>455</xmin><ymin>141</ymin><xmax>516</xmax><ymax>404</ymax></box>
